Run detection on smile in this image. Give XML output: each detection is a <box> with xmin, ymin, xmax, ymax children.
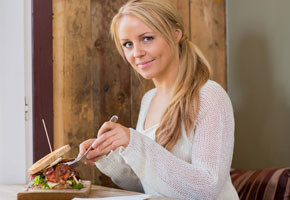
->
<box><xmin>137</xmin><ymin>59</ymin><xmax>155</xmax><ymax>69</ymax></box>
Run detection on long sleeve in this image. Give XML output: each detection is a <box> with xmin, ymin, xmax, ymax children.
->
<box><xmin>119</xmin><ymin>81</ymin><xmax>237</xmax><ymax>199</ymax></box>
<box><xmin>95</xmin><ymin>148</ymin><xmax>144</xmax><ymax>192</ymax></box>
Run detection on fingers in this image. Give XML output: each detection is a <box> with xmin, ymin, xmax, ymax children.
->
<box><xmin>86</xmin><ymin>133</ymin><xmax>118</xmax><ymax>159</ymax></box>
<box><xmin>92</xmin><ymin>129</ymin><xmax>116</xmax><ymax>149</ymax></box>
<box><xmin>79</xmin><ymin>122</ymin><xmax>130</xmax><ymax>167</ymax></box>
<box><xmin>85</xmin><ymin>141</ymin><xmax>121</xmax><ymax>166</ymax></box>
<box><xmin>85</xmin><ymin>157</ymin><xmax>101</xmax><ymax>166</ymax></box>
<box><xmin>86</xmin><ymin>133</ymin><xmax>122</xmax><ymax>160</ymax></box>
<box><xmin>111</xmin><ymin>140</ymin><xmax>124</xmax><ymax>151</ymax></box>
<box><xmin>78</xmin><ymin>138</ymin><xmax>95</xmax><ymax>157</ymax></box>
<box><xmin>97</xmin><ymin>121</ymin><xmax>117</xmax><ymax>137</ymax></box>
<box><xmin>86</xmin><ymin>131</ymin><xmax>116</xmax><ymax>160</ymax></box>
<box><xmin>97</xmin><ymin>144</ymin><xmax>112</xmax><ymax>158</ymax></box>
<box><xmin>78</xmin><ymin>121</ymin><xmax>116</xmax><ymax>158</ymax></box>
<box><xmin>78</xmin><ymin>121</ymin><xmax>115</xmax><ymax>157</ymax></box>
<box><xmin>85</xmin><ymin>143</ymin><xmax>111</xmax><ymax>160</ymax></box>
<box><xmin>95</xmin><ymin>126</ymin><xmax>130</xmax><ymax>152</ymax></box>
<box><xmin>96</xmin><ymin>133</ymin><xmax>121</xmax><ymax>151</ymax></box>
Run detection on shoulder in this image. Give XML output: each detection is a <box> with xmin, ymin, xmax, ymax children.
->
<box><xmin>198</xmin><ymin>80</ymin><xmax>233</xmax><ymax>118</ymax></box>
<box><xmin>199</xmin><ymin>80</ymin><xmax>228</xmax><ymax>101</ymax></box>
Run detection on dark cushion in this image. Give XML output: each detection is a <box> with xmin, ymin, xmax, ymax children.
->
<box><xmin>230</xmin><ymin>168</ymin><xmax>290</xmax><ymax>200</ymax></box>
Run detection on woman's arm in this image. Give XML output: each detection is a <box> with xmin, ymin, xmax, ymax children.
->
<box><xmin>78</xmin><ymin>90</ymin><xmax>155</xmax><ymax>193</ymax></box>
<box><xmin>78</xmin><ymin>131</ymin><xmax>144</xmax><ymax>192</ymax></box>
<box><xmin>95</xmin><ymin>148</ymin><xmax>144</xmax><ymax>193</ymax></box>
<box><xmin>119</xmin><ymin>84</ymin><xmax>235</xmax><ymax>199</ymax></box>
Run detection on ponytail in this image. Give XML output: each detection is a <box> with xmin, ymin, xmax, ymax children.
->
<box><xmin>155</xmin><ymin>35</ymin><xmax>211</xmax><ymax>150</ymax></box>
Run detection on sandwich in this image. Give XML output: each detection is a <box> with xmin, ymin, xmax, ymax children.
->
<box><xmin>28</xmin><ymin>145</ymin><xmax>84</xmax><ymax>190</ymax></box>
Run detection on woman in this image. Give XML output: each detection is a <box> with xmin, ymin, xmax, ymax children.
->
<box><xmin>78</xmin><ymin>0</ymin><xmax>239</xmax><ymax>199</ymax></box>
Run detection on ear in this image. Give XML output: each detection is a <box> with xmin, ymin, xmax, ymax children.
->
<box><xmin>174</xmin><ymin>28</ymin><xmax>182</xmax><ymax>43</ymax></box>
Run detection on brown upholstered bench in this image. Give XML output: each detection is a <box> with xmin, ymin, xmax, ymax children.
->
<box><xmin>230</xmin><ymin>168</ymin><xmax>290</xmax><ymax>200</ymax></box>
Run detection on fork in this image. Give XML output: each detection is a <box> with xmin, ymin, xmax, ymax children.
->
<box><xmin>65</xmin><ymin>115</ymin><xmax>118</xmax><ymax>166</ymax></box>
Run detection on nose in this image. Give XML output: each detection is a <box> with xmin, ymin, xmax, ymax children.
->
<box><xmin>133</xmin><ymin>44</ymin><xmax>145</xmax><ymax>58</ymax></box>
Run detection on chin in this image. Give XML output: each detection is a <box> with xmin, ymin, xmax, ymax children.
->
<box><xmin>140</xmin><ymin>73</ymin><xmax>154</xmax><ymax>80</ymax></box>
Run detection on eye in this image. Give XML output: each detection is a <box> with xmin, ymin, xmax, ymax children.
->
<box><xmin>144</xmin><ymin>36</ymin><xmax>153</xmax><ymax>42</ymax></box>
<box><xmin>122</xmin><ymin>41</ymin><xmax>133</xmax><ymax>48</ymax></box>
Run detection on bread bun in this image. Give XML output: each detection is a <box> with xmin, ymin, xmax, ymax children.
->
<box><xmin>28</xmin><ymin>145</ymin><xmax>71</xmax><ymax>175</ymax></box>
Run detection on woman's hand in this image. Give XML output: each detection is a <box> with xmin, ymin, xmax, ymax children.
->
<box><xmin>78</xmin><ymin>121</ymin><xmax>130</xmax><ymax>166</ymax></box>
<box><xmin>78</xmin><ymin>138</ymin><xmax>101</xmax><ymax>166</ymax></box>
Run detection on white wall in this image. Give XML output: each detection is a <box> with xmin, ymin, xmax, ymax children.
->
<box><xmin>0</xmin><ymin>0</ymin><xmax>32</xmax><ymax>184</ymax></box>
<box><xmin>227</xmin><ymin>0</ymin><xmax>290</xmax><ymax>169</ymax></box>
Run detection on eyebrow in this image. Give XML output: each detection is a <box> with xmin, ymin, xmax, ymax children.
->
<box><xmin>120</xmin><ymin>32</ymin><xmax>153</xmax><ymax>41</ymax></box>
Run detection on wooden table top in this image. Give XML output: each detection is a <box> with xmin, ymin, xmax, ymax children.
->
<box><xmin>0</xmin><ymin>184</ymin><xmax>172</xmax><ymax>200</ymax></box>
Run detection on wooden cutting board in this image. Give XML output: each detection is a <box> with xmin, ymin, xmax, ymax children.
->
<box><xmin>17</xmin><ymin>180</ymin><xmax>91</xmax><ymax>200</ymax></box>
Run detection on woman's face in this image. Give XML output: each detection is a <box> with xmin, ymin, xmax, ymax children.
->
<box><xmin>117</xmin><ymin>14</ymin><xmax>178</xmax><ymax>80</ymax></box>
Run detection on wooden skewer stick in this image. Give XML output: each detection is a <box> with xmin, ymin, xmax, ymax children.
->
<box><xmin>42</xmin><ymin>119</ymin><xmax>53</xmax><ymax>153</ymax></box>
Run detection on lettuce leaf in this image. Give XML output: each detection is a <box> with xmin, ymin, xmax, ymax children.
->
<box><xmin>41</xmin><ymin>182</ymin><xmax>49</xmax><ymax>189</ymax></box>
<box><xmin>33</xmin><ymin>175</ymin><xmax>45</xmax><ymax>185</ymax></box>
<box><xmin>72</xmin><ymin>183</ymin><xmax>84</xmax><ymax>189</ymax></box>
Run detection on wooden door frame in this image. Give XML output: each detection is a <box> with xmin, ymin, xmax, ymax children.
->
<box><xmin>32</xmin><ymin>0</ymin><xmax>53</xmax><ymax>162</ymax></box>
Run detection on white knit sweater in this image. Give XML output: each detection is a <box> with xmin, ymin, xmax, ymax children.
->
<box><xmin>95</xmin><ymin>80</ymin><xmax>239</xmax><ymax>200</ymax></box>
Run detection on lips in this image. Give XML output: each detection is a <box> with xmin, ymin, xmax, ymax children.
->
<box><xmin>137</xmin><ymin>59</ymin><xmax>155</xmax><ymax>69</ymax></box>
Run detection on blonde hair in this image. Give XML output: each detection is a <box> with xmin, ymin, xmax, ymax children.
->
<box><xmin>111</xmin><ymin>0</ymin><xmax>211</xmax><ymax>150</ymax></box>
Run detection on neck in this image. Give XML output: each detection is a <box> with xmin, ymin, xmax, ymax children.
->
<box><xmin>152</xmin><ymin>56</ymin><xmax>179</xmax><ymax>97</ymax></box>
<box><xmin>153</xmin><ymin>76</ymin><xmax>176</xmax><ymax>96</ymax></box>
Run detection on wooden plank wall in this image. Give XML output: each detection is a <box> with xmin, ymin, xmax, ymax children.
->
<box><xmin>53</xmin><ymin>0</ymin><xmax>226</xmax><ymax>186</ymax></box>
<box><xmin>190</xmin><ymin>0</ymin><xmax>227</xmax><ymax>89</ymax></box>
<box><xmin>53</xmin><ymin>0</ymin><xmax>101</xmax><ymax>185</ymax></box>
<box><xmin>171</xmin><ymin>0</ymin><xmax>226</xmax><ymax>88</ymax></box>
